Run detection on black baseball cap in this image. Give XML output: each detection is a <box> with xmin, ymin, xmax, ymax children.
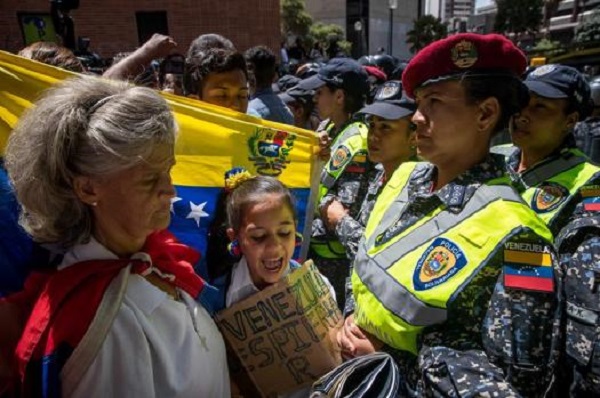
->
<box><xmin>279</xmin><ymin>84</ymin><xmax>314</xmax><ymax>105</ymax></box>
<box><xmin>525</xmin><ymin>64</ymin><xmax>591</xmax><ymax>113</ymax></box>
<box><xmin>298</xmin><ymin>58</ymin><xmax>369</xmax><ymax>95</ymax></box>
<box><xmin>358</xmin><ymin>80</ymin><xmax>415</xmax><ymax>120</ymax></box>
<box><xmin>278</xmin><ymin>75</ymin><xmax>301</xmax><ymax>92</ymax></box>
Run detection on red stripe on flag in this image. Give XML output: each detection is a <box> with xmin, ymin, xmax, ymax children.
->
<box><xmin>584</xmin><ymin>203</ymin><xmax>600</xmax><ymax>211</ymax></box>
<box><xmin>504</xmin><ymin>274</ymin><xmax>554</xmax><ymax>293</ymax></box>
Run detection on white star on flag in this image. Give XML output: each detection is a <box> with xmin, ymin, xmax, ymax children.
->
<box><xmin>170</xmin><ymin>197</ymin><xmax>182</xmax><ymax>213</ymax></box>
<box><xmin>186</xmin><ymin>201</ymin><xmax>210</xmax><ymax>227</ymax></box>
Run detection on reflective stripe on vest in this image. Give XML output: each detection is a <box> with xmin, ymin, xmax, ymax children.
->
<box><xmin>520</xmin><ymin>148</ymin><xmax>600</xmax><ymax>228</ymax></box>
<box><xmin>352</xmin><ymin>162</ymin><xmax>554</xmax><ymax>353</ymax></box>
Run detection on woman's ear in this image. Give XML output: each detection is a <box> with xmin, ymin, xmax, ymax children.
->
<box><xmin>335</xmin><ymin>88</ymin><xmax>345</xmax><ymax>107</ymax></box>
<box><xmin>476</xmin><ymin>97</ymin><xmax>500</xmax><ymax>134</ymax></box>
<box><xmin>73</xmin><ymin>176</ymin><xmax>101</xmax><ymax>206</ymax></box>
<box><xmin>226</xmin><ymin>228</ymin><xmax>236</xmax><ymax>241</ymax></box>
<box><xmin>565</xmin><ymin>111</ymin><xmax>580</xmax><ymax>131</ymax></box>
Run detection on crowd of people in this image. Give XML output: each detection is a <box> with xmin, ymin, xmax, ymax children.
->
<box><xmin>0</xmin><ymin>29</ymin><xmax>600</xmax><ymax>398</ymax></box>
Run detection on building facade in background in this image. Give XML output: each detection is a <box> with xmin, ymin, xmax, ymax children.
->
<box><xmin>0</xmin><ymin>0</ymin><xmax>281</xmax><ymax>59</ymax></box>
<box><xmin>306</xmin><ymin>0</ymin><xmax>422</xmax><ymax>60</ymax></box>
<box><xmin>423</xmin><ymin>0</ymin><xmax>474</xmax><ymax>32</ymax></box>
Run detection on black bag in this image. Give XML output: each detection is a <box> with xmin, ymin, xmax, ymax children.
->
<box><xmin>311</xmin><ymin>352</ymin><xmax>402</xmax><ymax>398</ymax></box>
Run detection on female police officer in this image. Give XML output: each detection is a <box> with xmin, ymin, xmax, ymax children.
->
<box><xmin>338</xmin><ymin>34</ymin><xmax>562</xmax><ymax>396</ymax></box>
<box><xmin>503</xmin><ymin>64</ymin><xmax>600</xmax><ymax>236</ymax></box>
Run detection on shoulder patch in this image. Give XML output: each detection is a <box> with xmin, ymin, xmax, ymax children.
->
<box><xmin>329</xmin><ymin>145</ymin><xmax>352</xmax><ymax>172</ymax></box>
<box><xmin>531</xmin><ymin>182</ymin><xmax>569</xmax><ymax>213</ymax></box>
<box><xmin>503</xmin><ymin>241</ymin><xmax>554</xmax><ymax>293</ymax></box>
<box><xmin>413</xmin><ymin>238</ymin><xmax>468</xmax><ymax>291</ymax></box>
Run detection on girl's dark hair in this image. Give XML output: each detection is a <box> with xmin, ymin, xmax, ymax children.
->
<box><xmin>205</xmin><ymin>175</ymin><xmax>296</xmax><ymax>279</ymax></box>
<box><xmin>185</xmin><ymin>49</ymin><xmax>248</xmax><ymax>97</ymax></box>
<box><xmin>461</xmin><ymin>73</ymin><xmax>530</xmax><ymax>135</ymax></box>
<box><xmin>226</xmin><ymin>176</ymin><xmax>296</xmax><ymax>231</ymax></box>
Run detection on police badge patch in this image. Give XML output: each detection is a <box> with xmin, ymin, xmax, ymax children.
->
<box><xmin>413</xmin><ymin>237</ymin><xmax>468</xmax><ymax>291</ymax></box>
<box><xmin>329</xmin><ymin>145</ymin><xmax>352</xmax><ymax>171</ymax></box>
<box><xmin>531</xmin><ymin>182</ymin><xmax>569</xmax><ymax>213</ymax></box>
<box><xmin>247</xmin><ymin>128</ymin><xmax>296</xmax><ymax>176</ymax></box>
<box><xmin>451</xmin><ymin>40</ymin><xmax>478</xmax><ymax>69</ymax></box>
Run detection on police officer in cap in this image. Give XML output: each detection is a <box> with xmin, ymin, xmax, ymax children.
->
<box><xmin>324</xmin><ymin>80</ymin><xmax>416</xmax><ymax>267</ymax></box>
<box><xmin>299</xmin><ymin>58</ymin><xmax>371</xmax><ymax>306</ymax></box>
<box><xmin>338</xmin><ymin>34</ymin><xmax>561</xmax><ymax>396</ymax></box>
<box><xmin>500</xmin><ymin>64</ymin><xmax>600</xmax><ymax>236</ymax></box>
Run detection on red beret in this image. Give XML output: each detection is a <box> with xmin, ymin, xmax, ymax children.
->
<box><xmin>364</xmin><ymin>65</ymin><xmax>387</xmax><ymax>82</ymax></box>
<box><xmin>402</xmin><ymin>33</ymin><xmax>527</xmax><ymax>98</ymax></box>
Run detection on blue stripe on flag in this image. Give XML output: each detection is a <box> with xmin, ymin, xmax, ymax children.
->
<box><xmin>504</xmin><ymin>263</ymin><xmax>553</xmax><ymax>279</ymax></box>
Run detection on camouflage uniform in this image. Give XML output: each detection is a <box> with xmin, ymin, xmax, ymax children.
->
<box><xmin>555</xmin><ymin>202</ymin><xmax>600</xmax><ymax>397</ymax></box>
<box><xmin>335</xmin><ymin>164</ymin><xmax>385</xmax><ymax>262</ymax></box>
<box><xmin>310</xmin><ymin>118</ymin><xmax>374</xmax><ymax>308</ymax></box>
<box><xmin>351</xmin><ymin>155</ymin><xmax>562</xmax><ymax>397</ymax></box>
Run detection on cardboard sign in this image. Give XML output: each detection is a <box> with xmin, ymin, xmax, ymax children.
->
<box><xmin>215</xmin><ymin>261</ymin><xmax>343</xmax><ymax>397</ymax></box>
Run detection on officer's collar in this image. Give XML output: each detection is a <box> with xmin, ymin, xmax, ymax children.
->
<box><xmin>409</xmin><ymin>155</ymin><xmax>506</xmax><ymax>212</ymax></box>
<box><xmin>509</xmin><ymin>134</ymin><xmax>577</xmax><ymax>173</ymax></box>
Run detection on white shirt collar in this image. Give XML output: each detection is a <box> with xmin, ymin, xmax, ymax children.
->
<box><xmin>225</xmin><ymin>257</ymin><xmax>293</xmax><ymax>308</ymax></box>
<box><xmin>58</xmin><ymin>237</ymin><xmax>119</xmax><ymax>270</ymax></box>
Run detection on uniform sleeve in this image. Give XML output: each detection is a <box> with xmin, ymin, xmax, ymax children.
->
<box><xmin>559</xmin><ymin>233</ymin><xmax>600</xmax><ymax>396</ymax></box>
<box><xmin>481</xmin><ymin>232</ymin><xmax>562</xmax><ymax>397</ymax></box>
<box><xmin>417</xmin><ymin>347</ymin><xmax>521</xmax><ymax>397</ymax></box>
<box><xmin>335</xmin><ymin>214</ymin><xmax>364</xmax><ymax>261</ymax></box>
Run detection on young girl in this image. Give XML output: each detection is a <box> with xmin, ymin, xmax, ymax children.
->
<box><xmin>218</xmin><ymin>167</ymin><xmax>334</xmax><ymax>307</ymax></box>
<box><xmin>214</xmin><ymin>168</ymin><xmax>336</xmax><ymax>397</ymax></box>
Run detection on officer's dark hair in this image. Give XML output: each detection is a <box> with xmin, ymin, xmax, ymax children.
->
<box><xmin>325</xmin><ymin>83</ymin><xmax>366</xmax><ymax>115</ymax></box>
<box><xmin>185</xmin><ymin>48</ymin><xmax>247</xmax><ymax>97</ymax></box>
<box><xmin>245</xmin><ymin>46</ymin><xmax>277</xmax><ymax>90</ymax></box>
<box><xmin>461</xmin><ymin>73</ymin><xmax>530</xmax><ymax>135</ymax></box>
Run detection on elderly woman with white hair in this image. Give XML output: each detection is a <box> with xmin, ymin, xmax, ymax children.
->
<box><xmin>3</xmin><ymin>77</ymin><xmax>229</xmax><ymax>397</ymax></box>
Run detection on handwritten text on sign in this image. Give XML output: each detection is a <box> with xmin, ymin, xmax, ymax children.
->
<box><xmin>215</xmin><ymin>261</ymin><xmax>342</xmax><ymax>397</ymax></box>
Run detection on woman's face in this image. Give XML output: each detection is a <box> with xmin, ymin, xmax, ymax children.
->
<box><xmin>412</xmin><ymin>81</ymin><xmax>481</xmax><ymax>166</ymax></box>
<box><xmin>234</xmin><ymin>194</ymin><xmax>296</xmax><ymax>290</ymax></box>
<box><xmin>89</xmin><ymin>144</ymin><xmax>176</xmax><ymax>254</ymax></box>
<box><xmin>367</xmin><ymin>115</ymin><xmax>416</xmax><ymax>166</ymax></box>
<box><xmin>200</xmin><ymin>70</ymin><xmax>249</xmax><ymax>113</ymax></box>
<box><xmin>314</xmin><ymin>86</ymin><xmax>340</xmax><ymax>120</ymax></box>
<box><xmin>511</xmin><ymin>93</ymin><xmax>572</xmax><ymax>156</ymax></box>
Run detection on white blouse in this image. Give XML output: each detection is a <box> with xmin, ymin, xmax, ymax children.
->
<box><xmin>60</xmin><ymin>238</ymin><xmax>230</xmax><ymax>398</ymax></box>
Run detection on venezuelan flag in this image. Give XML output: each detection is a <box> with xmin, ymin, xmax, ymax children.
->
<box><xmin>581</xmin><ymin>186</ymin><xmax>600</xmax><ymax>212</ymax></box>
<box><xmin>503</xmin><ymin>249</ymin><xmax>554</xmax><ymax>293</ymax></box>
<box><xmin>0</xmin><ymin>51</ymin><xmax>319</xmax><ymax>279</ymax></box>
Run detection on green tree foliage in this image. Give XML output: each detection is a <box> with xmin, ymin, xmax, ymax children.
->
<box><xmin>281</xmin><ymin>0</ymin><xmax>313</xmax><ymax>38</ymax></box>
<box><xmin>531</xmin><ymin>38</ymin><xmax>563</xmax><ymax>56</ymax></box>
<box><xmin>574</xmin><ymin>10</ymin><xmax>600</xmax><ymax>44</ymax></box>
<box><xmin>494</xmin><ymin>0</ymin><xmax>544</xmax><ymax>34</ymax></box>
<box><xmin>406</xmin><ymin>15</ymin><xmax>448</xmax><ymax>54</ymax></box>
<box><xmin>309</xmin><ymin>22</ymin><xmax>352</xmax><ymax>56</ymax></box>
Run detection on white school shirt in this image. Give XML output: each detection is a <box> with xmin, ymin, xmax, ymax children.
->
<box><xmin>59</xmin><ymin>238</ymin><xmax>230</xmax><ymax>398</ymax></box>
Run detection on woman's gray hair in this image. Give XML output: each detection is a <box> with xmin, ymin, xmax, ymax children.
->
<box><xmin>5</xmin><ymin>76</ymin><xmax>177</xmax><ymax>247</ymax></box>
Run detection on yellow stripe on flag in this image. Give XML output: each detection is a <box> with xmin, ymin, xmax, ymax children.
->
<box><xmin>504</xmin><ymin>250</ymin><xmax>552</xmax><ymax>267</ymax></box>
